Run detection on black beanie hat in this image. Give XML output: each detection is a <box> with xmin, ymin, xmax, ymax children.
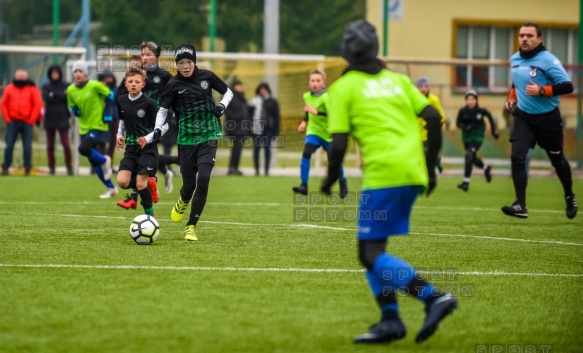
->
<box><xmin>174</xmin><ymin>44</ymin><xmax>196</xmax><ymax>63</ymax></box>
<box><xmin>341</xmin><ymin>19</ymin><xmax>379</xmax><ymax>63</ymax></box>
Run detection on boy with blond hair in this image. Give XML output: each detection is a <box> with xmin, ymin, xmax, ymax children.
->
<box><xmin>116</xmin><ymin>68</ymin><xmax>167</xmax><ymax>217</ymax></box>
<box><xmin>293</xmin><ymin>69</ymin><xmax>348</xmax><ymax>197</ymax></box>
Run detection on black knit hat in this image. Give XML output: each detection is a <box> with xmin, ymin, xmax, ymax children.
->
<box><xmin>174</xmin><ymin>44</ymin><xmax>196</xmax><ymax>63</ymax></box>
<box><xmin>341</xmin><ymin>19</ymin><xmax>379</xmax><ymax>63</ymax></box>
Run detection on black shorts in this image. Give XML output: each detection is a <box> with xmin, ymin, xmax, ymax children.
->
<box><xmin>464</xmin><ymin>141</ymin><xmax>482</xmax><ymax>153</ymax></box>
<box><xmin>119</xmin><ymin>144</ymin><xmax>158</xmax><ymax>177</ymax></box>
<box><xmin>178</xmin><ymin>141</ymin><xmax>218</xmax><ymax>175</ymax></box>
<box><xmin>511</xmin><ymin>108</ymin><xmax>564</xmax><ymax>152</ymax></box>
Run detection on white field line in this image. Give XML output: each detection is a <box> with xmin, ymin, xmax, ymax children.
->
<box><xmin>0</xmin><ymin>201</ymin><xmax>567</xmax><ymax>214</ymax></box>
<box><xmin>1</xmin><ymin>211</ymin><xmax>581</xmax><ymax>247</ymax></box>
<box><xmin>0</xmin><ymin>263</ymin><xmax>581</xmax><ymax>277</ymax></box>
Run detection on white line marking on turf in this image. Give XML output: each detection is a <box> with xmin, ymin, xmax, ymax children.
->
<box><xmin>0</xmin><ymin>201</ymin><xmax>567</xmax><ymax>214</ymax></box>
<box><xmin>409</xmin><ymin>232</ymin><xmax>583</xmax><ymax>247</ymax></box>
<box><xmin>1</xmin><ymin>212</ymin><xmax>581</xmax><ymax>246</ymax></box>
<box><xmin>0</xmin><ymin>264</ymin><xmax>581</xmax><ymax>277</ymax></box>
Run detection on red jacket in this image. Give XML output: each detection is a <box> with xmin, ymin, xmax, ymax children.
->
<box><xmin>1</xmin><ymin>81</ymin><xmax>43</xmax><ymax>125</ymax></box>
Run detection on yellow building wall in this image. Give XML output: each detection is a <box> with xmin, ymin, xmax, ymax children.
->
<box><xmin>367</xmin><ymin>0</ymin><xmax>579</xmax><ymax>59</ymax></box>
<box><xmin>365</xmin><ymin>0</ymin><xmax>580</xmax><ymax>130</ymax></box>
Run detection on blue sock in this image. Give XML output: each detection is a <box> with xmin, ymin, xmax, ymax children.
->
<box><xmin>339</xmin><ymin>164</ymin><xmax>345</xmax><ymax>182</ymax></box>
<box><xmin>372</xmin><ymin>253</ymin><xmax>441</xmax><ymax>304</ymax></box>
<box><xmin>300</xmin><ymin>157</ymin><xmax>310</xmax><ymax>184</ymax></box>
<box><xmin>89</xmin><ymin>149</ymin><xmax>106</xmax><ymax>166</ymax></box>
<box><xmin>94</xmin><ymin>166</ymin><xmax>107</xmax><ymax>186</ymax></box>
<box><xmin>93</xmin><ymin>166</ymin><xmax>114</xmax><ymax>188</ymax></box>
<box><xmin>365</xmin><ymin>269</ymin><xmax>383</xmax><ymax>297</ymax></box>
<box><xmin>372</xmin><ymin>253</ymin><xmax>417</xmax><ymax>289</ymax></box>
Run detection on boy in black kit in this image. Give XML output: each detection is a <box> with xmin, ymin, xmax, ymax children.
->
<box><xmin>116</xmin><ymin>68</ymin><xmax>168</xmax><ymax>217</ymax></box>
<box><xmin>118</xmin><ymin>41</ymin><xmax>175</xmax><ymax>209</ymax></box>
<box><xmin>152</xmin><ymin>43</ymin><xmax>233</xmax><ymax>241</ymax></box>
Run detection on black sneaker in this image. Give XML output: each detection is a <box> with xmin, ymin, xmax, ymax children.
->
<box><xmin>415</xmin><ymin>293</ymin><xmax>458</xmax><ymax>344</ymax></box>
<box><xmin>501</xmin><ymin>201</ymin><xmax>528</xmax><ymax>218</ymax></box>
<box><xmin>484</xmin><ymin>165</ymin><xmax>492</xmax><ymax>183</ymax></box>
<box><xmin>340</xmin><ymin>179</ymin><xmax>349</xmax><ymax>199</ymax></box>
<box><xmin>457</xmin><ymin>182</ymin><xmax>469</xmax><ymax>192</ymax></box>
<box><xmin>292</xmin><ymin>183</ymin><xmax>308</xmax><ymax>195</ymax></box>
<box><xmin>566</xmin><ymin>195</ymin><xmax>578</xmax><ymax>219</ymax></box>
<box><xmin>354</xmin><ymin>319</ymin><xmax>406</xmax><ymax>344</ymax></box>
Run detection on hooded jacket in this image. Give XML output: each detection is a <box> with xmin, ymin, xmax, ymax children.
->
<box><xmin>1</xmin><ymin>77</ymin><xmax>43</xmax><ymax>125</ymax></box>
<box><xmin>41</xmin><ymin>65</ymin><xmax>71</xmax><ymax>130</ymax></box>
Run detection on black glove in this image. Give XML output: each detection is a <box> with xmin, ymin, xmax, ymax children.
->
<box><xmin>425</xmin><ymin>176</ymin><xmax>437</xmax><ymax>196</ymax></box>
<box><xmin>212</xmin><ymin>103</ymin><xmax>226</xmax><ymax>118</ymax></box>
<box><xmin>320</xmin><ymin>177</ymin><xmax>332</xmax><ymax>195</ymax></box>
<box><xmin>152</xmin><ymin>128</ymin><xmax>162</xmax><ymax>143</ymax></box>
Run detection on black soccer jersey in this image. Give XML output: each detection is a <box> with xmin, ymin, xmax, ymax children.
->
<box><xmin>117</xmin><ymin>94</ymin><xmax>158</xmax><ymax>145</ymax></box>
<box><xmin>143</xmin><ymin>66</ymin><xmax>173</xmax><ymax>108</ymax></box>
<box><xmin>118</xmin><ymin>66</ymin><xmax>172</xmax><ymax>108</ymax></box>
<box><xmin>159</xmin><ymin>68</ymin><xmax>228</xmax><ymax>145</ymax></box>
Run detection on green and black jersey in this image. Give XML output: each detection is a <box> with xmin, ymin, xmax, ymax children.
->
<box><xmin>117</xmin><ymin>93</ymin><xmax>158</xmax><ymax>145</ymax></box>
<box><xmin>159</xmin><ymin>68</ymin><xmax>228</xmax><ymax>145</ymax></box>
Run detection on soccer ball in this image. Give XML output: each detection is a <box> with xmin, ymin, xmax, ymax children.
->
<box><xmin>129</xmin><ymin>215</ymin><xmax>160</xmax><ymax>245</ymax></box>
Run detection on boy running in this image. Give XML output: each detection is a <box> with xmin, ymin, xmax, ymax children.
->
<box><xmin>456</xmin><ymin>89</ymin><xmax>499</xmax><ymax>191</ymax></box>
<box><xmin>66</xmin><ymin>60</ymin><xmax>117</xmax><ymax>198</ymax></box>
<box><xmin>153</xmin><ymin>44</ymin><xmax>233</xmax><ymax>241</ymax></box>
<box><xmin>293</xmin><ymin>69</ymin><xmax>348</xmax><ymax>198</ymax></box>
<box><xmin>117</xmin><ymin>42</ymin><xmax>173</xmax><ymax>209</ymax></box>
<box><xmin>115</xmin><ymin>68</ymin><xmax>166</xmax><ymax>217</ymax></box>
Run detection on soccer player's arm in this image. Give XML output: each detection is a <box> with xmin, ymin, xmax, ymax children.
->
<box><xmin>430</xmin><ymin>95</ymin><xmax>446</xmax><ymax>124</ymax></box>
<box><xmin>146</xmin><ymin>100</ymin><xmax>169</xmax><ymax>144</ymax></box>
<box><xmin>408</xmin><ymin>79</ymin><xmax>442</xmax><ymax>195</ymax></box>
<box><xmin>322</xmin><ymin>85</ymin><xmax>350</xmax><ymax>193</ymax></box>
<box><xmin>154</xmin><ymin>81</ymin><xmax>174</xmax><ymax>131</ymax></box>
<box><xmin>483</xmin><ymin>109</ymin><xmax>499</xmax><ymax>139</ymax></box>
<box><xmin>210</xmin><ymin>73</ymin><xmax>233</xmax><ymax>115</ymax></box>
<box><xmin>67</xmin><ymin>86</ymin><xmax>81</xmax><ymax>117</ymax></box>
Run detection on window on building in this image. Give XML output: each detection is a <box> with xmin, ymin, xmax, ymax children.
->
<box><xmin>454</xmin><ymin>24</ymin><xmax>578</xmax><ymax>94</ymax></box>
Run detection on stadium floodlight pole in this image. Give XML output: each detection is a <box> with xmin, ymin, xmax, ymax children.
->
<box><xmin>209</xmin><ymin>0</ymin><xmax>216</xmax><ymax>53</ymax></box>
<box><xmin>52</xmin><ymin>0</ymin><xmax>59</xmax><ymax>64</ymax></box>
<box><xmin>577</xmin><ymin>0</ymin><xmax>583</xmax><ymax>168</ymax></box>
<box><xmin>383</xmin><ymin>0</ymin><xmax>389</xmax><ymax>57</ymax></box>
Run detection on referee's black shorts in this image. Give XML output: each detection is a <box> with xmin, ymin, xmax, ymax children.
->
<box><xmin>511</xmin><ymin>107</ymin><xmax>564</xmax><ymax>153</ymax></box>
<box><xmin>119</xmin><ymin>144</ymin><xmax>158</xmax><ymax>177</ymax></box>
<box><xmin>178</xmin><ymin>141</ymin><xmax>218</xmax><ymax>175</ymax></box>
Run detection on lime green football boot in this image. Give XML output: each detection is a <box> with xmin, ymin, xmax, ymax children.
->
<box><xmin>171</xmin><ymin>197</ymin><xmax>188</xmax><ymax>222</ymax></box>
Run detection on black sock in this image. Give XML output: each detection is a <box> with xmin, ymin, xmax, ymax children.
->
<box><xmin>511</xmin><ymin>163</ymin><xmax>527</xmax><ymax>205</ymax></box>
<box><xmin>138</xmin><ymin>187</ymin><xmax>152</xmax><ymax>209</ymax></box>
<box><xmin>376</xmin><ymin>290</ymin><xmax>400</xmax><ymax>322</ymax></box>
<box><xmin>404</xmin><ymin>276</ymin><xmax>443</xmax><ymax>306</ymax></box>
<box><xmin>131</xmin><ymin>188</ymin><xmax>139</xmax><ymax>201</ymax></box>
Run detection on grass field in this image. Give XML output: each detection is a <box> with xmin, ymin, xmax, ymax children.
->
<box><xmin>1</xmin><ymin>174</ymin><xmax>582</xmax><ymax>353</ymax></box>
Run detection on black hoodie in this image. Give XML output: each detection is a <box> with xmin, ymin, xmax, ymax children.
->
<box><xmin>41</xmin><ymin>65</ymin><xmax>71</xmax><ymax>130</ymax></box>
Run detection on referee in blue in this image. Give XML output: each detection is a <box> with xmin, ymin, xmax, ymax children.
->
<box><xmin>503</xmin><ymin>22</ymin><xmax>577</xmax><ymax>219</ymax></box>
